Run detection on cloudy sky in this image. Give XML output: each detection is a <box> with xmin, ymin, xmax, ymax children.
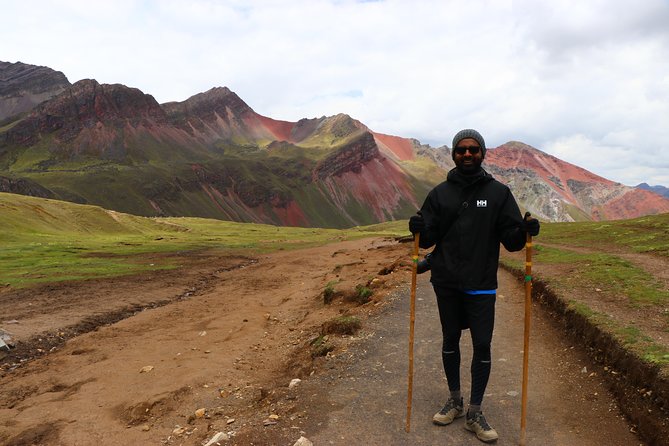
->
<box><xmin>3</xmin><ymin>0</ymin><xmax>668</xmax><ymax>186</ymax></box>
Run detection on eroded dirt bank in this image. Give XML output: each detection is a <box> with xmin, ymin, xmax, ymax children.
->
<box><xmin>510</xmin><ymin>271</ymin><xmax>669</xmax><ymax>446</ymax></box>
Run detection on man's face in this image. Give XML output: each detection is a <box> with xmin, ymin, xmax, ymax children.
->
<box><xmin>453</xmin><ymin>137</ymin><xmax>483</xmax><ymax>173</ymax></box>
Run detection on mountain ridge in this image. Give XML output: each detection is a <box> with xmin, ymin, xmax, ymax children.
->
<box><xmin>0</xmin><ymin>61</ymin><xmax>70</xmax><ymax>122</ymax></box>
<box><xmin>637</xmin><ymin>182</ymin><xmax>669</xmax><ymax>199</ymax></box>
<box><xmin>0</xmin><ymin>75</ymin><xmax>425</xmax><ymax>227</ymax></box>
<box><xmin>1</xmin><ymin>60</ymin><xmax>668</xmax><ymax>226</ymax></box>
<box><xmin>485</xmin><ymin>142</ymin><xmax>669</xmax><ymax>221</ymax></box>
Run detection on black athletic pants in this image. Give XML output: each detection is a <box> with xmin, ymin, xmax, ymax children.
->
<box><xmin>434</xmin><ymin>285</ymin><xmax>495</xmax><ymax>406</ymax></box>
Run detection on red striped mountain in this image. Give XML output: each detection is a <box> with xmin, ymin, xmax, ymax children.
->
<box><xmin>1</xmin><ymin>68</ymin><xmax>667</xmax><ymax>226</ymax></box>
<box><xmin>484</xmin><ymin>142</ymin><xmax>669</xmax><ymax>221</ymax></box>
<box><xmin>0</xmin><ymin>79</ymin><xmax>428</xmax><ymax>227</ymax></box>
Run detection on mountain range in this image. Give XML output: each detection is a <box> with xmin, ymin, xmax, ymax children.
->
<box><xmin>637</xmin><ymin>182</ymin><xmax>669</xmax><ymax>199</ymax></box>
<box><xmin>1</xmin><ymin>60</ymin><xmax>668</xmax><ymax>228</ymax></box>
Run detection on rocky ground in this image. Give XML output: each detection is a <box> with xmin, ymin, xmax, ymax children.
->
<box><xmin>0</xmin><ymin>236</ymin><xmax>664</xmax><ymax>445</ymax></box>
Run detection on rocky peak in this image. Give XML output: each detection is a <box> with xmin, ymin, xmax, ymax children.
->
<box><xmin>2</xmin><ymin>79</ymin><xmax>167</xmax><ymax>149</ymax></box>
<box><xmin>0</xmin><ymin>61</ymin><xmax>70</xmax><ymax>121</ymax></box>
<box><xmin>161</xmin><ymin>86</ymin><xmax>268</xmax><ymax>142</ymax></box>
<box><xmin>489</xmin><ymin>141</ymin><xmax>615</xmax><ymax>186</ymax></box>
<box><xmin>163</xmin><ymin>86</ymin><xmax>252</xmax><ymax>120</ymax></box>
<box><xmin>313</xmin><ymin>131</ymin><xmax>379</xmax><ymax>180</ymax></box>
<box><xmin>294</xmin><ymin>113</ymin><xmax>368</xmax><ymax>149</ymax></box>
<box><xmin>39</xmin><ymin>79</ymin><xmax>167</xmax><ymax>125</ymax></box>
<box><xmin>290</xmin><ymin>117</ymin><xmax>323</xmax><ymax>142</ymax></box>
<box><xmin>320</xmin><ymin>113</ymin><xmax>367</xmax><ymax>137</ymax></box>
<box><xmin>0</xmin><ymin>61</ymin><xmax>70</xmax><ymax>96</ymax></box>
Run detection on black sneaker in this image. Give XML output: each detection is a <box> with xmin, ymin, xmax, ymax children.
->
<box><xmin>465</xmin><ymin>411</ymin><xmax>499</xmax><ymax>442</ymax></box>
<box><xmin>432</xmin><ymin>397</ymin><xmax>464</xmax><ymax>425</ymax></box>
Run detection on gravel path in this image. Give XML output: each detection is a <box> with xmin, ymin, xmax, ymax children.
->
<box><xmin>298</xmin><ymin>270</ymin><xmax>643</xmax><ymax>446</ymax></box>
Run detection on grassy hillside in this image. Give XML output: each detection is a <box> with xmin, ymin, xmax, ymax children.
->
<box><xmin>0</xmin><ymin>192</ymin><xmax>407</xmax><ymax>288</ymax></box>
<box><xmin>0</xmin><ymin>103</ymin><xmax>418</xmax><ymax>230</ymax></box>
<box><xmin>539</xmin><ymin>213</ymin><xmax>669</xmax><ymax>256</ymax></box>
<box><xmin>502</xmin><ymin>213</ymin><xmax>669</xmax><ymax>370</ymax></box>
<box><xmin>1</xmin><ymin>130</ymin><xmax>424</xmax><ymax>228</ymax></box>
<box><xmin>5</xmin><ymin>190</ymin><xmax>666</xmax><ymax>368</ymax></box>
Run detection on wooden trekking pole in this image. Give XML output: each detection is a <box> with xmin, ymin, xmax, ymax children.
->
<box><xmin>520</xmin><ymin>212</ymin><xmax>533</xmax><ymax>445</ymax></box>
<box><xmin>406</xmin><ymin>232</ymin><xmax>420</xmax><ymax>433</ymax></box>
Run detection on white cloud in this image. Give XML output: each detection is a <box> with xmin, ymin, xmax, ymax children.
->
<box><xmin>2</xmin><ymin>0</ymin><xmax>669</xmax><ymax>187</ymax></box>
<box><xmin>543</xmin><ymin>134</ymin><xmax>669</xmax><ymax>187</ymax></box>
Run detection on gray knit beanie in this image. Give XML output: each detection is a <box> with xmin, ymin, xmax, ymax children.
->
<box><xmin>452</xmin><ymin>129</ymin><xmax>486</xmax><ymax>159</ymax></box>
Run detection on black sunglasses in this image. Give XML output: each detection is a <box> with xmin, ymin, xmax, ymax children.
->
<box><xmin>454</xmin><ymin>145</ymin><xmax>481</xmax><ymax>155</ymax></box>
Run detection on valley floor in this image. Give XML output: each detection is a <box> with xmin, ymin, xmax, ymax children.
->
<box><xmin>0</xmin><ymin>237</ymin><xmax>664</xmax><ymax>445</ymax></box>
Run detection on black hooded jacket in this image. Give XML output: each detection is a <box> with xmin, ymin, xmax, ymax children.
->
<box><xmin>418</xmin><ymin>167</ymin><xmax>527</xmax><ymax>290</ymax></box>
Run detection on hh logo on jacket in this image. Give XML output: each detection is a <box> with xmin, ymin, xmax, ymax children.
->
<box><xmin>477</xmin><ymin>200</ymin><xmax>487</xmax><ymax>207</ymax></box>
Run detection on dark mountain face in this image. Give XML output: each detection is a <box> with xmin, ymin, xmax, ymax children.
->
<box><xmin>164</xmin><ymin>86</ymin><xmax>252</xmax><ymax>122</ymax></box>
<box><xmin>0</xmin><ymin>175</ymin><xmax>54</xmax><ymax>198</ymax></box>
<box><xmin>1</xmin><ymin>61</ymin><xmax>668</xmax><ymax>227</ymax></box>
<box><xmin>0</xmin><ymin>61</ymin><xmax>71</xmax><ymax>121</ymax></box>
<box><xmin>4</xmin><ymin>79</ymin><xmax>167</xmax><ymax>150</ymax></box>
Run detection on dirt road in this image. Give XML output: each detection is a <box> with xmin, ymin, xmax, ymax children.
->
<box><xmin>0</xmin><ymin>238</ymin><xmax>645</xmax><ymax>445</ymax></box>
<box><xmin>294</xmin><ymin>272</ymin><xmax>643</xmax><ymax>446</ymax></box>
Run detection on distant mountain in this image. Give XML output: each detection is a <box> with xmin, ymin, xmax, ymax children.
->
<box><xmin>636</xmin><ymin>182</ymin><xmax>669</xmax><ymax>199</ymax></box>
<box><xmin>485</xmin><ymin>142</ymin><xmax>669</xmax><ymax>221</ymax></box>
<box><xmin>1</xmin><ymin>61</ymin><xmax>668</xmax><ymax>226</ymax></box>
<box><xmin>0</xmin><ymin>61</ymin><xmax>70</xmax><ymax>122</ymax></box>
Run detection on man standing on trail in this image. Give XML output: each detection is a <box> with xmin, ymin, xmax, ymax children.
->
<box><xmin>408</xmin><ymin>129</ymin><xmax>540</xmax><ymax>443</ymax></box>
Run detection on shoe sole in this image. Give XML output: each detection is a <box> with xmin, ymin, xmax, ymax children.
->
<box><xmin>432</xmin><ymin>411</ymin><xmax>464</xmax><ymax>426</ymax></box>
<box><xmin>465</xmin><ymin>423</ymin><xmax>499</xmax><ymax>442</ymax></box>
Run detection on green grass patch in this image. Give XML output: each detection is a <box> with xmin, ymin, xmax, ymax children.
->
<box><xmin>534</xmin><ymin>245</ymin><xmax>668</xmax><ymax>306</ymax></box>
<box><xmin>323</xmin><ymin>280</ymin><xmax>339</xmax><ymax>304</ymax></box>
<box><xmin>353</xmin><ymin>284</ymin><xmax>373</xmax><ymax>304</ymax></box>
<box><xmin>540</xmin><ymin>213</ymin><xmax>669</xmax><ymax>257</ymax></box>
<box><xmin>0</xmin><ymin>242</ymin><xmax>176</xmax><ymax>287</ymax></box>
<box><xmin>614</xmin><ymin>325</ymin><xmax>669</xmax><ymax>365</ymax></box>
<box><xmin>0</xmin><ymin>192</ymin><xmax>407</xmax><ymax>288</ymax></box>
<box><xmin>642</xmin><ymin>344</ymin><xmax>669</xmax><ymax>365</ymax></box>
<box><xmin>321</xmin><ymin>315</ymin><xmax>362</xmax><ymax>335</ymax></box>
<box><xmin>567</xmin><ymin>299</ymin><xmax>601</xmax><ymax>320</ymax></box>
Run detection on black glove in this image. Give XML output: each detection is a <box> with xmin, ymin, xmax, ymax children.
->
<box><xmin>416</xmin><ymin>252</ymin><xmax>432</xmax><ymax>274</ymax></box>
<box><xmin>409</xmin><ymin>213</ymin><xmax>425</xmax><ymax>234</ymax></box>
<box><xmin>523</xmin><ymin>215</ymin><xmax>540</xmax><ymax>236</ymax></box>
